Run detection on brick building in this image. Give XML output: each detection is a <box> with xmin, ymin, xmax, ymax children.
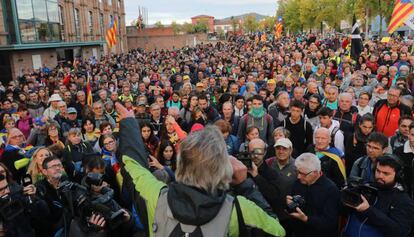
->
<box><xmin>191</xmin><ymin>15</ymin><xmax>214</xmax><ymax>33</ymax></box>
<box><xmin>0</xmin><ymin>0</ymin><xmax>127</xmax><ymax>83</ymax></box>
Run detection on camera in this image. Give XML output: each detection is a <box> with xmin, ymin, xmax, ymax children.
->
<box><xmin>237</xmin><ymin>151</ymin><xmax>252</xmax><ymax>169</ymax></box>
<box><xmin>58</xmin><ymin>178</ymin><xmax>126</xmax><ymax>230</ymax></box>
<box><xmin>84</xmin><ymin>173</ymin><xmax>104</xmax><ymax>187</ymax></box>
<box><xmin>286</xmin><ymin>195</ymin><xmax>306</xmax><ymax>213</ymax></box>
<box><xmin>341</xmin><ymin>177</ymin><xmax>378</xmax><ymax>207</ymax></box>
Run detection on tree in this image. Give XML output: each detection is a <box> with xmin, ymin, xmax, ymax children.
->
<box><xmin>231</xmin><ymin>16</ymin><xmax>239</xmax><ymax>32</ymax></box>
<box><xmin>194</xmin><ymin>19</ymin><xmax>209</xmax><ymax>33</ymax></box>
<box><xmin>171</xmin><ymin>21</ymin><xmax>181</xmax><ymax>34</ymax></box>
<box><xmin>154</xmin><ymin>21</ymin><xmax>164</xmax><ymax>28</ymax></box>
<box><xmin>243</xmin><ymin>14</ymin><xmax>259</xmax><ymax>34</ymax></box>
<box><xmin>259</xmin><ymin>16</ymin><xmax>276</xmax><ymax>32</ymax></box>
<box><xmin>283</xmin><ymin>0</ymin><xmax>303</xmax><ymax>33</ymax></box>
<box><xmin>182</xmin><ymin>22</ymin><xmax>194</xmax><ymax>34</ymax></box>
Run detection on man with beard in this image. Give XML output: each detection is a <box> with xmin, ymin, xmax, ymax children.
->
<box><xmin>343</xmin><ymin>155</ymin><xmax>414</xmax><ymax>237</ymax></box>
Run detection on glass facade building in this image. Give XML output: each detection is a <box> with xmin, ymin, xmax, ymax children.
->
<box><xmin>16</xmin><ymin>0</ymin><xmax>61</xmax><ymax>43</ymax></box>
<box><xmin>0</xmin><ymin>0</ymin><xmax>126</xmax><ymax>83</ymax></box>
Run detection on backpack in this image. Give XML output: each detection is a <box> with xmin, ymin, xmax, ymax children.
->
<box><xmin>243</xmin><ymin>114</ymin><xmax>272</xmax><ymax>133</ymax></box>
<box><xmin>332</xmin><ymin>110</ymin><xmax>358</xmax><ymax>126</ymax></box>
<box><xmin>330</xmin><ymin>126</ymin><xmax>340</xmax><ymax>148</ymax></box>
<box><xmin>153</xmin><ymin>188</ymin><xmax>248</xmax><ymax>237</ymax></box>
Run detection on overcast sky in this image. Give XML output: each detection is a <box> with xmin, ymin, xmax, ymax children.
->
<box><xmin>124</xmin><ymin>0</ymin><xmax>277</xmax><ymax>26</ymax></box>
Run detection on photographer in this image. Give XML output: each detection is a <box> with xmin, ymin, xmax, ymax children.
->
<box><xmin>343</xmin><ymin>155</ymin><xmax>414</xmax><ymax>237</ymax></box>
<box><xmin>77</xmin><ymin>156</ymin><xmax>134</xmax><ymax>237</ymax></box>
<box><xmin>0</xmin><ymin>163</ymin><xmax>47</xmax><ymax>237</ymax></box>
<box><xmin>36</xmin><ymin>156</ymin><xmax>108</xmax><ymax>237</ymax></box>
<box><xmin>287</xmin><ymin>153</ymin><xmax>340</xmax><ymax>237</ymax></box>
<box><xmin>247</xmin><ymin>138</ymin><xmax>284</xmax><ymax>218</ymax></box>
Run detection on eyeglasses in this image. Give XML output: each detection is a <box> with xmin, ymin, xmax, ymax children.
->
<box><xmin>104</xmin><ymin>140</ymin><xmax>115</xmax><ymax>146</ymax></box>
<box><xmin>47</xmin><ymin>163</ymin><xmax>63</xmax><ymax>170</ymax></box>
<box><xmin>297</xmin><ymin>170</ymin><xmax>314</xmax><ymax>177</ymax></box>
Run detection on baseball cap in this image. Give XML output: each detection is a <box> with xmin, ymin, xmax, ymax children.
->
<box><xmin>274</xmin><ymin>138</ymin><xmax>293</xmax><ymax>148</ymax></box>
<box><xmin>67</xmin><ymin>107</ymin><xmax>77</xmax><ymax>114</ymax></box>
<box><xmin>48</xmin><ymin>94</ymin><xmax>62</xmax><ymax>103</ymax></box>
<box><xmin>137</xmin><ymin>101</ymin><xmax>146</xmax><ymax>106</ymax></box>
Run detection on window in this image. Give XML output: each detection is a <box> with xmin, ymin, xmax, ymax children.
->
<box><xmin>118</xmin><ymin>16</ymin><xmax>121</xmax><ymax>35</ymax></box>
<box><xmin>16</xmin><ymin>0</ymin><xmax>62</xmax><ymax>43</ymax></box>
<box><xmin>74</xmin><ymin>8</ymin><xmax>80</xmax><ymax>40</ymax></box>
<box><xmin>99</xmin><ymin>13</ymin><xmax>104</xmax><ymax>39</ymax></box>
<box><xmin>58</xmin><ymin>5</ymin><xmax>65</xmax><ymax>41</ymax></box>
<box><xmin>108</xmin><ymin>0</ymin><xmax>112</xmax><ymax>6</ymax></box>
<box><xmin>88</xmin><ymin>11</ymin><xmax>93</xmax><ymax>39</ymax></box>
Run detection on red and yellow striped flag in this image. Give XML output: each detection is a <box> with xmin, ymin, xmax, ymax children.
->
<box><xmin>275</xmin><ymin>17</ymin><xmax>283</xmax><ymax>39</ymax></box>
<box><xmin>388</xmin><ymin>0</ymin><xmax>414</xmax><ymax>34</ymax></box>
<box><xmin>105</xmin><ymin>18</ymin><xmax>117</xmax><ymax>48</ymax></box>
<box><xmin>86</xmin><ymin>73</ymin><xmax>93</xmax><ymax>106</ymax></box>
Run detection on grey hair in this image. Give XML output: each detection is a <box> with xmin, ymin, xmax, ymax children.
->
<box><xmin>176</xmin><ymin>125</ymin><xmax>233</xmax><ymax>194</ymax></box>
<box><xmin>339</xmin><ymin>92</ymin><xmax>353</xmax><ymax>101</ymax></box>
<box><xmin>295</xmin><ymin>153</ymin><xmax>321</xmax><ymax>172</ymax></box>
<box><xmin>246</xmin><ymin>82</ymin><xmax>256</xmax><ymax>89</ymax></box>
<box><xmin>400</xmin><ymin>65</ymin><xmax>410</xmax><ymax>71</ymax></box>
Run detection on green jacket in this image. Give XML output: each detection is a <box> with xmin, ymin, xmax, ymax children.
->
<box><xmin>119</xmin><ymin>117</ymin><xmax>286</xmax><ymax>237</ymax></box>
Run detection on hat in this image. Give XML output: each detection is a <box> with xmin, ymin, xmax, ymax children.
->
<box><xmin>196</xmin><ymin>82</ymin><xmax>204</xmax><ymax>88</ymax></box>
<box><xmin>137</xmin><ymin>101</ymin><xmax>146</xmax><ymax>106</ymax></box>
<box><xmin>267</xmin><ymin>79</ymin><xmax>276</xmax><ymax>85</ymax></box>
<box><xmin>48</xmin><ymin>94</ymin><xmax>62</xmax><ymax>103</ymax></box>
<box><xmin>183</xmin><ymin>75</ymin><xmax>190</xmax><ymax>81</ymax></box>
<box><xmin>190</xmin><ymin>123</ymin><xmax>204</xmax><ymax>133</ymax></box>
<box><xmin>274</xmin><ymin>138</ymin><xmax>293</xmax><ymax>148</ymax></box>
<box><xmin>67</xmin><ymin>107</ymin><xmax>77</xmax><ymax>114</ymax></box>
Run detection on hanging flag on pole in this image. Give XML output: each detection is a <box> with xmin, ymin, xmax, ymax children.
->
<box><xmin>388</xmin><ymin>0</ymin><xmax>414</xmax><ymax>34</ymax></box>
<box><xmin>86</xmin><ymin>72</ymin><xmax>93</xmax><ymax>106</ymax></box>
<box><xmin>136</xmin><ymin>7</ymin><xmax>144</xmax><ymax>30</ymax></box>
<box><xmin>105</xmin><ymin>18</ymin><xmax>117</xmax><ymax>48</ymax></box>
<box><xmin>351</xmin><ymin>15</ymin><xmax>363</xmax><ymax>61</ymax></box>
<box><xmin>275</xmin><ymin>17</ymin><xmax>283</xmax><ymax>39</ymax></box>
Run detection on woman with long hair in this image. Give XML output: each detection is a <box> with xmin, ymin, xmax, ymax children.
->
<box><xmin>304</xmin><ymin>94</ymin><xmax>322</xmax><ymax>130</ymax></box>
<box><xmin>140</xmin><ymin>121</ymin><xmax>159</xmax><ymax>156</ymax></box>
<box><xmin>81</xmin><ymin>117</ymin><xmax>99</xmax><ymax>147</ymax></box>
<box><xmin>27</xmin><ymin>147</ymin><xmax>53</xmax><ymax>183</ymax></box>
<box><xmin>344</xmin><ymin>113</ymin><xmax>375</xmax><ymax>175</ymax></box>
<box><xmin>159</xmin><ymin>115</ymin><xmax>187</xmax><ymax>152</ymax></box>
<box><xmin>156</xmin><ymin>139</ymin><xmax>177</xmax><ymax>172</ymax></box>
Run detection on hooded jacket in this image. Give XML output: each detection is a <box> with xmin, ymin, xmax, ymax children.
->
<box><xmin>119</xmin><ymin>117</ymin><xmax>286</xmax><ymax>237</ymax></box>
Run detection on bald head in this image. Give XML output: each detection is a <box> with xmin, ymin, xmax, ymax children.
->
<box><xmin>249</xmin><ymin>138</ymin><xmax>266</xmax><ymax>150</ymax></box>
<box><xmin>314</xmin><ymin>127</ymin><xmax>331</xmax><ymax>151</ymax></box>
<box><xmin>248</xmin><ymin>138</ymin><xmax>266</xmax><ymax>166</ymax></box>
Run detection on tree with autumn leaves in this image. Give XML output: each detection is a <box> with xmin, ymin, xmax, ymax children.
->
<box><xmin>277</xmin><ymin>0</ymin><xmax>395</xmax><ymax>34</ymax></box>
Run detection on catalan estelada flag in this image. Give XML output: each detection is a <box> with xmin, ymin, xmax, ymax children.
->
<box><xmin>275</xmin><ymin>17</ymin><xmax>283</xmax><ymax>39</ymax></box>
<box><xmin>86</xmin><ymin>73</ymin><xmax>93</xmax><ymax>106</ymax></box>
<box><xmin>105</xmin><ymin>18</ymin><xmax>117</xmax><ymax>48</ymax></box>
<box><xmin>388</xmin><ymin>0</ymin><xmax>414</xmax><ymax>34</ymax></box>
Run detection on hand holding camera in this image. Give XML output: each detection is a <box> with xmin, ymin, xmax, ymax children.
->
<box><xmin>286</xmin><ymin>195</ymin><xmax>308</xmax><ymax>222</ymax></box>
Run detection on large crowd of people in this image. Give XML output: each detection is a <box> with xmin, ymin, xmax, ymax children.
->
<box><xmin>1</xmin><ymin>32</ymin><xmax>414</xmax><ymax>236</ymax></box>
